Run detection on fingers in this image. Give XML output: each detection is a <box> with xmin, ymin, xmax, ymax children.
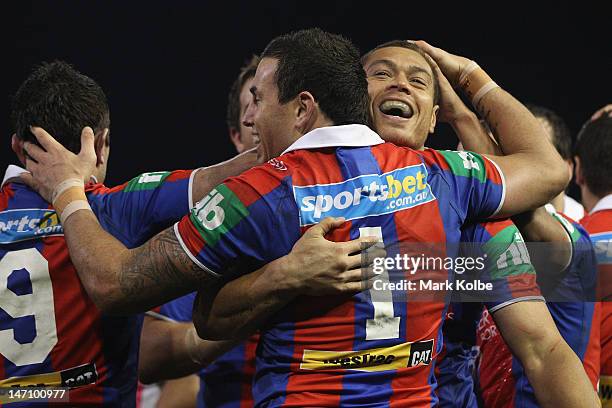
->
<box><xmin>342</xmin><ymin>235</ymin><xmax>380</xmax><ymax>255</ymax></box>
<box><xmin>346</xmin><ymin>244</ymin><xmax>386</xmax><ymax>270</ymax></box>
<box><xmin>591</xmin><ymin>104</ymin><xmax>612</xmax><ymax>121</ymax></box>
<box><xmin>306</xmin><ymin>217</ymin><xmax>346</xmax><ymax>237</ymax></box>
<box><xmin>79</xmin><ymin>127</ymin><xmax>97</xmax><ymax>160</ymax></box>
<box><xmin>29</xmin><ymin>126</ymin><xmax>63</xmax><ymax>152</ymax></box>
<box><xmin>22</xmin><ymin>141</ymin><xmax>47</xmax><ymax>163</ymax></box>
<box><xmin>412</xmin><ymin>40</ymin><xmax>441</xmax><ymax>59</ymax></box>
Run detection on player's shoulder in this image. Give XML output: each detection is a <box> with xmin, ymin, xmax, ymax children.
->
<box><xmin>462</xmin><ymin>218</ymin><xmax>517</xmax><ymax>243</ymax></box>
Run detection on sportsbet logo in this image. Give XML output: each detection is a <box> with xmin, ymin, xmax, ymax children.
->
<box><xmin>293</xmin><ymin>164</ymin><xmax>435</xmax><ymax>226</ymax></box>
<box><xmin>300</xmin><ymin>339</ymin><xmax>434</xmax><ymax>372</ymax></box>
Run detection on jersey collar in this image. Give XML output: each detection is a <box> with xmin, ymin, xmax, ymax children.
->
<box><xmin>590</xmin><ymin>193</ymin><xmax>612</xmax><ymax>214</ymax></box>
<box><xmin>281</xmin><ymin>124</ymin><xmax>385</xmax><ymax>155</ymax></box>
<box><xmin>1</xmin><ymin>165</ymin><xmax>28</xmax><ymax>188</ymax></box>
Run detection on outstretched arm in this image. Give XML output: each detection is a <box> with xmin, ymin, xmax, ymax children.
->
<box><xmin>415</xmin><ymin>41</ymin><xmax>569</xmax><ymax>217</ymax></box>
<box><xmin>21</xmin><ymin>127</ymin><xmax>378</xmax><ymax>315</ymax></box>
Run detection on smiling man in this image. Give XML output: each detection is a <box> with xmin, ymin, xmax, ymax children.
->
<box><xmin>20</xmin><ymin>28</ymin><xmax>585</xmax><ymax>407</ymax></box>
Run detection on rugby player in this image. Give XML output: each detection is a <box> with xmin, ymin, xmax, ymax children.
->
<box><xmin>413</xmin><ymin>41</ymin><xmax>600</xmax><ymax>406</ymax></box>
<box><xmin>575</xmin><ymin>112</ymin><xmax>612</xmax><ymax>406</ymax></box>
<box><xmin>20</xmin><ymin>28</ymin><xmax>589</xmax><ymax>406</ymax></box>
<box><xmin>1</xmin><ymin>60</ymin><xmax>373</xmax><ymax>406</ymax></box>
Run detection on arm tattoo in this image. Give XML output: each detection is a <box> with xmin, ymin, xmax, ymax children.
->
<box><xmin>118</xmin><ymin>227</ymin><xmax>213</xmax><ymax>309</ymax></box>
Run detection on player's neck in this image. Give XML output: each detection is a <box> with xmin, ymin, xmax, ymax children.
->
<box><xmin>580</xmin><ymin>187</ymin><xmax>601</xmax><ymax>213</ymax></box>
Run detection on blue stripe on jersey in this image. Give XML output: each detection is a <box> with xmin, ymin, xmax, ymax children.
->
<box><xmin>199</xmin><ymin>343</ymin><xmax>246</xmax><ymax>408</ymax></box>
<box><xmin>338</xmin><ymin>147</ymin><xmax>397</xmax><ymax>407</ymax></box>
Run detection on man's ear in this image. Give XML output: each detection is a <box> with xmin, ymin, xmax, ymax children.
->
<box><xmin>228</xmin><ymin>127</ymin><xmax>245</xmax><ymax>153</ymax></box>
<box><xmin>94</xmin><ymin>128</ymin><xmax>109</xmax><ymax>166</ymax></box>
<box><xmin>574</xmin><ymin>156</ymin><xmax>584</xmax><ymax>186</ymax></box>
<box><xmin>11</xmin><ymin>134</ymin><xmax>27</xmax><ymax>165</ymax></box>
<box><xmin>429</xmin><ymin>105</ymin><xmax>440</xmax><ymax>133</ymax></box>
<box><xmin>295</xmin><ymin>91</ymin><xmax>318</xmax><ymax>134</ymax></box>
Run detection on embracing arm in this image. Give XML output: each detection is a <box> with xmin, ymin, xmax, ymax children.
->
<box><xmin>416</xmin><ymin>41</ymin><xmax>569</xmax><ymax>216</ymax></box>
<box><xmin>191</xmin><ymin>147</ymin><xmax>261</xmax><ymax>203</ymax></box>
<box><xmin>193</xmin><ymin>217</ymin><xmax>383</xmax><ymax>340</ymax></box>
<box><xmin>493</xmin><ymin>301</ymin><xmax>600</xmax><ymax>408</ymax></box>
<box><xmin>138</xmin><ymin>316</ymin><xmax>238</xmax><ymax>383</ymax></box>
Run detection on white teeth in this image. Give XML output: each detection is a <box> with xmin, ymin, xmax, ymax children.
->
<box><xmin>379</xmin><ymin>100</ymin><xmax>413</xmax><ymax>118</ymax></box>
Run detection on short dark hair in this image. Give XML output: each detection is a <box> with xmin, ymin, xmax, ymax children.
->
<box><xmin>261</xmin><ymin>28</ymin><xmax>371</xmax><ymax>126</ymax></box>
<box><xmin>526</xmin><ymin>104</ymin><xmax>572</xmax><ymax>160</ymax></box>
<box><xmin>11</xmin><ymin>60</ymin><xmax>110</xmax><ymax>154</ymax></box>
<box><xmin>226</xmin><ymin>55</ymin><xmax>260</xmax><ymax>131</ymax></box>
<box><xmin>575</xmin><ymin>115</ymin><xmax>612</xmax><ymax>197</ymax></box>
<box><xmin>362</xmin><ymin>40</ymin><xmax>441</xmax><ymax>105</ymax></box>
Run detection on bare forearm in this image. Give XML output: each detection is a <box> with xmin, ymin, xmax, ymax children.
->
<box><xmin>139</xmin><ymin>318</ymin><xmax>237</xmax><ymax>383</ymax></box>
<box><xmin>64</xmin><ymin>212</ymin><xmax>211</xmax><ymax>314</ymax></box>
<box><xmin>191</xmin><ymin>148</ymin><xmax>260</xmax><ymax>202</ymax></box>
<box><xmin>450</xmin><ymin>110</ymin><xmax>501</xmax><ymax>155</ymax></box>
<box><xmin>194</xmin><ymin>256</ymin><xmax>299</xmax><ymax>340</ymax></box>
<box><xmin>524</xmin><ymin>340</ymin><xmax>599</xmax><ymax>407</ymax></box>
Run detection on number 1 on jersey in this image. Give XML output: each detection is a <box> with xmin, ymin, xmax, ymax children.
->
<box><xmin>359</xmin><ymin>227</ymin><xmax>401</xmax><ymax>340</ymax></box>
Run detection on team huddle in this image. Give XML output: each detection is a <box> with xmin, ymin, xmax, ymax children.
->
<box><xmin>2</xmin><ymin>28</ymin><xmax>612</xmax><ymax>407</ymax></box>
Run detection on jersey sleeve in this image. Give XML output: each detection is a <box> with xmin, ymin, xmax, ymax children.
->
<box><xmin>87</xmin><ymin>170</ymin><xmax>196</xmax><ymax>247</ymax></box>
<box><xmin>460</xmin><ymin>219</ymin><xmax>543</xmax><ymax>313</ymax></box>
<box><xmin>173</xmin><ymin>165</ymin><xmax>300</xmax><ymax>278</ymax></box>
<box><xmin>423</xmin><ymin>149</ymin><xmax>505</xmax><ymax>222</ymax></box>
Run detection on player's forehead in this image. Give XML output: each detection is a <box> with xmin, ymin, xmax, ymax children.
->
<box><xmin>251</xmin><ymin>57</ymin><xmax>278</xmax><ymax>95</ymax></box>
<box><xmin>364</xmin><ymin>46</ymin><xmax>433</xmax><ymax>76</ymax></box>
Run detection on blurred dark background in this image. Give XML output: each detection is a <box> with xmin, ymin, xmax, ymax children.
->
<box><xmin>4</xmin><ymin>1</ymin><xmax>608</xmax><ymax>200</ymax></box>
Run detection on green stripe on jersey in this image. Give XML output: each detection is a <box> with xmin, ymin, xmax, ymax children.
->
<box><xmin>124</xmin><ymin>171</ymin><xmax>171</xmax><ymax>192</ymax></box>
<box><xmin>483</xmin><ymin>225</ymin><xmax>536</xmax><ymax>279</ymax></box>
<box><xmin>550</xmin><ymin>212</ymin><xmax>582</xmax><ymax>243</ymax></box>
<box><xmin>438</xmin><ymin>150</ymin><xmax>487</xmax><ymax>183</ymax></box>
<box><xmin>189</xmin><ymin>183</ymin><xmax>249</xmax><ymax>247</ymax></box>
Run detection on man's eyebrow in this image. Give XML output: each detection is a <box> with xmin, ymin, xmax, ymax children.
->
<box><xmin>366</xmin><ymin>59</ymin><xmax>397</xmax><ymax>71</ymax></box>
<box><xmin>407</xmin><ymin>65</ymin><xmax>433</xmax><ymax>79</ymax></box>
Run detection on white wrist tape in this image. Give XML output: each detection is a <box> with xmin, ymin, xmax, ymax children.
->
<box><xmin>472</xmin><ymin>81</ymin><xmax>500</xmax><ymax>107</ymax></box>
<box><xmin>52</xmin><ymin>178</ymin><xmax>84</xmax><ymax>204</ymax></box>
<box><xmin>59</xmin><ymin>200</ymin><xmax>92</xmax><ymax>224</ymax></box>
<box><xmin>458</xmin><ymin>60</ymin><xmax>480</xmax><ymax>86</ymax></box>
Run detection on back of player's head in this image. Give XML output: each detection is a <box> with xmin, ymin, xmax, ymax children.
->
<box><xmin>226</xmin><ymin>55</ymin><xmax>260</xmax><ymax>131</ymax></box>
<box><xmin>361</xmin><ymin>40</ymin><xmax>441</xmax><ymax>105</ymax></box>
<box><xmin>575</xmin><ymin>115</ymin><xmax>612</xmax><ymax>197</ymax></box>
<box><xmin>11</xmin><ymin>60</ymin><xmax>110</xmax><ymax>154</ymax></box>
<box><xmin>261</xmin><ymin>27</ymin><xmax>371</xmax><ymax>127</ymax></box>
<box><xmin>526</xmin><ymin>104</ymin><xmax>572</xmax><ymax>160</ymax></box>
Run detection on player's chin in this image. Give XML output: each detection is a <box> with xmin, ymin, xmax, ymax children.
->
<box><xmin>377</xmin><ymin>125</ymin><xmax>420</xmax><ymax>149</ymax></box>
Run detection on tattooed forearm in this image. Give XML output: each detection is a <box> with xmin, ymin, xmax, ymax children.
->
<box><xmin>117</xmin><ymin>227</ymin><xmax>213</xmax><ymax>311</ymax></box>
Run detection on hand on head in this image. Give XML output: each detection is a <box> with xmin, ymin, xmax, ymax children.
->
<box><xmin>19</xmin><ymin>126</ymin><xmax>99</xmax><ymax>204</ymax></box>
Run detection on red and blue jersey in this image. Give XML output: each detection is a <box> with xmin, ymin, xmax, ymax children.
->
<box><xmin>0</xmin><ymin>166</ymin><xmax>194</xmax><ymax>407</ymax></box>
<box><xmin>175</xmin><ymin>125</ymin><xmax>505</xmax><ymax>406</ymax></box>
<box><xmin>477</xmin><ymin>211</ymin><xmax>599</xmax><ymax>408</ymax></box>
<box><xmin>435</xmin><ymin>219</ymin><xmax>542</xmax><ymax>408</ymax></box>
<box><xmin>580</xmin><ymin>195</ymin><xmax>612</xmax><ymax>406</ymax></box>
<box><xmin>152</xmin><ymin>293</ymin><xmax>257</xmax><ymax>408</ymax></box>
